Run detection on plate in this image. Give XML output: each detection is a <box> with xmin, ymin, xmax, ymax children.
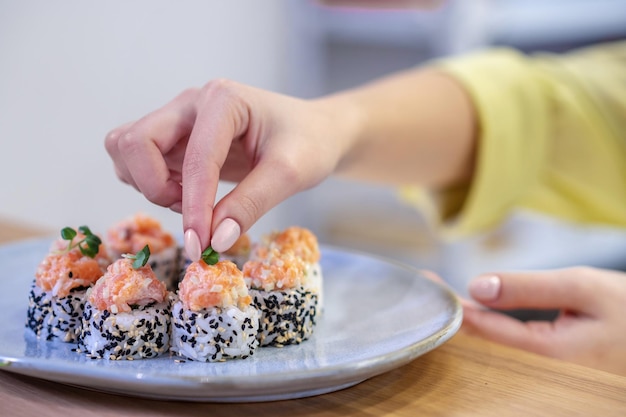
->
<box><xmin>0</xmin><ymin>237</ymin><xmax>461</xmax><ymax>402</ymax></box>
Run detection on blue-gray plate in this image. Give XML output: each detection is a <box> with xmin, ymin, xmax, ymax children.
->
<box><xmin>0</xmin><ymin>237</ymin><xmax>461</xmax><ymax>402</ymax></box>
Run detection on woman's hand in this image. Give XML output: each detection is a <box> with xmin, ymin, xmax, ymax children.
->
<box><xmin>463</xmin><ymin>266</ymin><xmax>626</xmax><ymax>375</ymax></box>
<box><xmin>104</xmin><ymin>79</ymin><xmax>353</xmax><ymax>260</ymax></box>
<box><xmin>104</xmin><ymin>70</ymin><xmax>476</xmax><ymax>260</ymax></box>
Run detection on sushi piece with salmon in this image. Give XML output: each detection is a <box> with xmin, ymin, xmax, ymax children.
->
<box><xmin>26</xmin><ymin>226</ymin><xmax>110</xmax><ymax>342</ymax></box>
<box><xmin>251</xmin><ymin>226</ymin><xmax>323</xmax><ymax>310</ymax></box>
<box><xmin>171</xmin><ymin>256</ymin><xmax>259</xmax><ymax>362</ymax></box>
<box><xmin>79</xmin><ymin>247</ymin><xmax>171</xmax><ymax>360</ymax></box>
<box><xmin>243</xmin><ymin>235</ymin><xmax>321</xmax><ymax>347</ymax></box>
<box><xmin>106</xmin><ymin>213</ymin><xmax>180</xmax><ymax>291</ymax></box>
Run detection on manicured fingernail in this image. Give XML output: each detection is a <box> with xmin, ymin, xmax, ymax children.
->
<box><xmin>211</xmin><ymin>218</ymin><xmax>240</xmax><ymax>253</ymax></box>
<box><xmin>184</xmin><ymin>229</ymin><xmax>201</xmax><ymax>262</ymax></box>
<box><xmin>468</xmin><ymin>275</ymin><xmax>501</xmax><ymax>301</ymax></box>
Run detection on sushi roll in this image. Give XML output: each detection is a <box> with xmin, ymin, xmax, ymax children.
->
<box><xmin>26</xmin><ymin>226</ymin><xmax>110</xmax><ymax>342</ymax></box>
<box><xmin>251</xmin><ymin>226</ymin><xmax>324</xmax><ymax>310</ymax></box>
<box><xmin>243</xmin><ymin>248</ymin><xmax>319</xmax><ymax>347</ymax></box>
<box><xmin>171</xmin><ymin>259</ymin><xmax>259</xmax><ymax>362</ymax></box>
<box><xmin>106</xmin><ymin>213</ymin><xmax>180</xmax><ymax>291</ymax></box>
<box><xmin>79</xmin><ymin>251</ymin><xmax>171</xmax><ymax>360</ymax></box>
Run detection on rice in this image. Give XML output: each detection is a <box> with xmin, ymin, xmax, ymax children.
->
<box><xmin>252</xmin><ymin>287</ymin><xmax>319</xmax><ymax>347</ymax></box>
<box><xmin>78</xmin><ymin>298</ymin><xmax>171</xmax><ymax>360</ymax></box>
<box><xmin>25</xmin><ymin>280</ymin><xmax>86</xmax><ymax>343</ymax></box>
<box><xmin>170</xmin><ymin>298</ymin><xmax>259</xmax><ymax>362</ymax></box>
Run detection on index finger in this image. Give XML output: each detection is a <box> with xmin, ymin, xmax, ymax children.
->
<box><xmin>182</xmin><ymin>80</ymin><xmax>251</xmax><ymax>258</ymax></box>
<box><xmin>468</xmin><ymin>268</ymin><xmax>599</xmax><ymax>314</ymax></box>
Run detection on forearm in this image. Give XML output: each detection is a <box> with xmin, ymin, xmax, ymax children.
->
<box><xmin>317</xmin><ymin>67</ymin><xmax>478</xmax><ymax>190</ymax></box>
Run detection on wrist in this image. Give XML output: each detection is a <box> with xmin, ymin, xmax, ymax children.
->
<box><xmin>311</xmin><ymin>91</ymin><xmax>367</xmax><ymax>177</ymax></box>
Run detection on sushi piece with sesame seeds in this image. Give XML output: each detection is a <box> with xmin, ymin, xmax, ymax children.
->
<box><xmin>26</xmin><ymin>226</ymin><xmax>111</xmax><ymax>343</ymax></box>
<box><xmin>78</xmin><ymin>253</ymin><xmax>171</xmax><ymax>360</ymax></box>
<box><xmin>106</xmin><ymin>213</ymin><xmax>180</xmax><ymax>291</ymax></box>
<box><xmin>250</xmin><ymin>226</ymin><xmax>324</xmax><ymax>312</ymax></box>
<box><xmin>171</xmin><ymin>259</ymin><xmax>259</xmax><ymax>362</ymax></box>
<box><xmin>243</xmin><ymin>228</ymin><xmax>321</xmax><ymax>347</ymax></box>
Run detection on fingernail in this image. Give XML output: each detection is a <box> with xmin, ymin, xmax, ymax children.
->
<box><xmin>468</xmin><ymin>275</ymin><xmax>501</xmax><ymax>301</ymax></box>
<box><xmin>211</xmin><ymin>218</ymin><xmax>240</xmax><ymax>253</ymax></box>
<box><xmin>184</xmin><ymin>229</ymin><xmax>201</xmax><ymax>262</ymax></box>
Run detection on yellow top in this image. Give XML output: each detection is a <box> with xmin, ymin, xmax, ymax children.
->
<box><xmin>405</xmin><ymin>41</ymin><xmax>626</xmax><ymax>237</ymax></box>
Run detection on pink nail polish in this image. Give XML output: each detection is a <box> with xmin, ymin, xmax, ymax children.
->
<box><xmin>211</xmin><ymin>218</ymin><xmax>240</xmax><ymax>253</ymax></box>
<box><xmin>184</xmin><ymin>229</ymin><xmax>201</xmax><ymax>262</ymax></box>
<box><xmin>468</xmin><ymin>275</ymin><xmax>501</xmax><ymax>301</ymax></box>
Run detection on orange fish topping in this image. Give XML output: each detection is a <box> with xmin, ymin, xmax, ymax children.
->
<box><xmin>252</xmin><ymin>226</ymin><xmax>320</xmax><ymax>264</ymax></box>
<box><xmin>35</xmin><ymin>249</ymin><xmax>108</xmax><ymax>298</ymax></box>
<box><xmin>243</xmin><ymin>249</ymin><xmax>306</xmax><ymax>291</ymax></box>
<box><xmin>107</xmin><ymin>213</ymin><xmax>175</xmax><ymax>255</ymax></box>
<box><xmin>88</xmin><ymin>258</ymin><xmax>166</xmax><ymax>313</ymax></box>
<box><xmin>179</xmin><ymin>260</ymin><xmax>251</xmax><ymax>311</ymax></box>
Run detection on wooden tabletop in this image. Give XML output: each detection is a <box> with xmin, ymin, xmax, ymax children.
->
<box><xmin>1</xmin><ymin>217</ymin><xmax>625</xmax><ymax>417</ymax></box>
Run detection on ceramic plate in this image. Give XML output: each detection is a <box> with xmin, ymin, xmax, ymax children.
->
<box><xmin>0</xmin><ymin>237</ymin><xmax>461</xmax><ymax>402</ymax></box>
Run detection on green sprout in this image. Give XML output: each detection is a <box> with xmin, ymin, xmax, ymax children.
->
<box><xmin>60</xmin><ymin>225</ymin><xmax>102</xmax><ymax>259</ymax></box>
<box><xmin>201</xmin><ymin>247</ymin><xmax>220</xmax><ymax>265</ymax></box>
<box><xmin>124</xmin><ymin>244</ymin><xmax>151</xmax><ymax>269</ymax></box>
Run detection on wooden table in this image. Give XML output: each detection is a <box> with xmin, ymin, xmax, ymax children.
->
<box><xmin>1</xmin><ymin>218</ymin><xmax>625</xmax><ymax>417</ymax></box>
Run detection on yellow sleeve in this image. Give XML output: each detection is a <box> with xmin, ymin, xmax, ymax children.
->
<box><xmin>420</xmin><ymin>41</ymin><xmax>626</xmax><ymax>237</ymax></box>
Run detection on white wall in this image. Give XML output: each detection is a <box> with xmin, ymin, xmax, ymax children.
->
<box><xmin>0</xmin><ymin>0</ymin><xmax>290</xmax><ymax>238</ymax></box>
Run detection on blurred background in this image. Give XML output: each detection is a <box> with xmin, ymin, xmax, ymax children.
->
<box><xmin>2</xmin><ymin>0</ymin><xmax>626</xmax><ymax>296</ymax></box>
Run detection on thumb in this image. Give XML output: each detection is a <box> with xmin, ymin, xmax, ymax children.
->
<box><xmin>210</xmin><ymin>156</ymin><xmax>308</xmax><ymax>252</ymax></box>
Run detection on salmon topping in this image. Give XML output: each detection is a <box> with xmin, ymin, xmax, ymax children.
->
<box><xmin>88</xmin><ymin>258</ymin><xmax>166</xmax><ymax>313</ymax></box>
<box><xmin>107</xmin><ymin>213</ymin><xmax>175</xmax><ymax>255</ymax></box>
<box><xmin>252</xmin><ymin>226</ymin><xmax>320</xmax><ymax>264</ymax></box>
<box><xmin>35</xmin><ymin>249</ymin><xmax>108</xmax><ymax>298</ymax></box>
<box><xmin>179</xmin><ymin>260</ymin><xmax>251</xmax><ymax>311</ymax></box>
<box><xmin>243</xmin><ymin>249</ymin><xmax>306</xmax><ymax>291</ymax></box>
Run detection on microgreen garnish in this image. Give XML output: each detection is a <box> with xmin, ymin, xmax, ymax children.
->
<box><xmin>124</xmin><ymin>244</ymin><xmax>151</xmax><ymax>269</ymax></box>
<box><xmin>60</xmin><ymin>226</ymin><xmax>102</xmax><ymax>259</ymax></box>
<box><xmin>201</xmin><ymin>247</ymin><xmax>219</xmax><ymax>265</ymax></box>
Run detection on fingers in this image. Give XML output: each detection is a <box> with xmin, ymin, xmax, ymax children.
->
<box><xmin>461</xmin><ymin>305</ymin><xmax>567</xmax><ymax>356</ymax></box>
<box><xmin>210</xmin><ymin>155</ymin><xmax>311</xmax><ymax>252</ymax></box>
<box><xmin>106</xmin><ymin>79</ymin><xmax>336</xmax><ymax>262</ymax></box>
<box><xmin>104</xmin><ymin>89</ymin><xmax>199</xmax><ymax>210</ymax></box>
<box><xmin>119</xmin><ymin>128</ymin><xmax>183</xmax><ymax>207</ymax></box>
<box><xmin>464</xmin><ymin>269</ymin><xmax>626</xmax><ymax>371</ymax></box>
<box><xmin>462</xmin><ymin>299</ymin><xmax>607</xmax><ymax>362</ymax></box>
<box><xmin>104</xmin><ymin>121</ymin><xmax>135</xmax><ymax>188</ymax></box>
<box><xmin>467</xmin><ymin>268</ymin><xmax>600</xmax><ymax>314</ymax></box>
<box><xmin>418</xmin><ymin>270</ymin><xmax>568</xmax><ymax>356</ymax></box>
